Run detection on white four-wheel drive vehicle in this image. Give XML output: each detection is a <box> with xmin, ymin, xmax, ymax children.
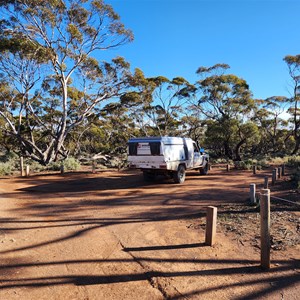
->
<box><xmin>127</xmin><ymin>136</ymin><xmax>209</xmax><ymax>183</ymax></box>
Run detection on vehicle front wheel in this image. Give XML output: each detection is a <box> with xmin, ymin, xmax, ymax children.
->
<box><xmin>200</xmin><ymin>162</ymin><xmax>209</xmax><ymax>175</ymax></box>
<box><xmin>173</xmin><ymin>165</ymin><xmax>186</xmax><ymax>184</ymax></box>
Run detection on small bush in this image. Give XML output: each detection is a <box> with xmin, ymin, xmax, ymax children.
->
<box><xmin>63</xmin><ymin>157</ymin><xmax>81</xmax><ymax>171</ymax></box>
<box><xmin>0</xmin><ymin>152</ymin><xmax>18</xmax><ymax>163</ymax></box>
<box><xmin>0</xmin><ymin>162</ymin><xmax>13</xmax><ymax>175</ymax></box>
<box><xmin>234</xmin><ymin>160</ymin><xmax>252</xmax><ymax>170</ymax></box>
<box><xmin>233</xmin><ymin>158</ymin><xmax>269</xmax><ymax>170</ymax></box>
<box><xmin>48</xmin><ymin>157</ymin><xmax>81</xmax><ymax>171</ymax></box>
<box><xmin>27</xmin><ymin>161</ymin><xmax>46</xmax><ymax>173</ymax></box>
<box><xmin>47</xmin><ymin>161</ymin><xmax>62</xmax><ymax>171</ymax></box>
<box><xmin>258</xmin><ymin>159</ymin><xmax>270</xmax><ymax>169</ymax></box>
<box><xmin>269</xmin><ymin>157</ymin><xmax>286</xmax><ymax>165</ymax></box>
<box><xmin>286</xmin><ymin>156</ymin><xmax>300</xmax><ymax>168</ymax></box>
<box><xmin>291</xmin><ymin>168</ymin><xmax>300</xmax><ymax>189</ymax></box>
<box><xmin>212</xmin><ymin>158</ymin><xmax>231</xmax><ymax>164</ymax></box>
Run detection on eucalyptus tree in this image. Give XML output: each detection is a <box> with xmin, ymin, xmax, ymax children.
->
<box><xmin>284</xmin><ymin>54</ymin><xmax>300</xmax><ymax>154</ymax></box>
<box><xmin>180</xmin><ymin>112</ymin><xmax>206</xmax><ymax>143</ymax></box>
<box><xmin>194</xmin><ymin>64</ymin><xmax>257</xmax><ymax>160</ymax></box>
<box><xmin>253</xmin><ymin>96</ymin><xmax>290</xmax><ymax>155</ymax></box>
<box><xmin>0</xmin><ymin>0</ymin><xmax>133</xmax><ymax>165</ymax></box>
<box><xmin>121</xmin><ymin>69</ymin><xmax>193</xmax><ymax>137</ymax></box>
<box><xmin>120</xmin><ymin>68</ymin><xmax>154</xmax><ymax>136</ymax></box>
<box><xmin>145</xmin><ymin>76</ymin><xmax>192</xmax><ymax>136</ymax></box>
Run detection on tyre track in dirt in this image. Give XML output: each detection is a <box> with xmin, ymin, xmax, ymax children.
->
<box><xmin>0</xmin><ymin>169</ymin><xmax>299</xmax><ymax>299</ymax></box>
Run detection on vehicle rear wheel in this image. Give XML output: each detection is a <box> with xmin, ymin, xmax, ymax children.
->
<box><xmin>200</xmin><ymin>162</ymin><xmax>209</xmax><ymax>175</ymax></box>
<box><xmin>173</xmin><ymin>165</ymin><xmax>186</xmax><ymax>184</ymax></box>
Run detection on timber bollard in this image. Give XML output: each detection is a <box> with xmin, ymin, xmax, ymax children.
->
<box><xmin>226</xmin><ymin>164</ymin><xmax>230</xmax><ymax>172</ymax></box>
<box><xmin>263</xmin><ymin>176</ymin><xmax>269</xmax><ymax>189</ymax></box>
<box><xmin>253</xmin><ymin>165</ymin><xmax>257</xmax><ymax>175</ymax></box>
<box><xmin>205</xmin><ymin>206</ymin><xmax>217</xmax><ymax>246</ymax></box>
<box><xmin>60</xmin><ymin>164</ymin><xmax>64</xmax><ymax>174</ymax></box>
<box><xmin>272</xmin><ymin>169</ymin><xmax>277</xmax><ymax>185</ymax></box>
<box><xmin>20</xmin><ymin>157</ymin><xmax>24</xmax><ymax>177</ymax></box>
<box><xmin>260</xmin><ymin>189</ymin><xmax>271</xmax><ymax>270</ymax></box>
<box><xmin>25</xmin><ymin>165</ymin><xmax>30</xmax><ymax>177</ymax></box>
<box><xmin>282</xmin><ymin>164</ymin><xmax>285</xmax><ymax>176</ymax></box>
<box><xmin>250</xmin><ymin>183</ymin><xmax>256</xmax><ymax>204</ymax></box>
<box><xmin>278</xmin><ymin>167</ymin><xmax>282</xmax><ymax>179</ymax></box>
<box><xmin>92</xmin><ymin>160</ymin><xmax>96</xmax><ymax>173</ymax></box>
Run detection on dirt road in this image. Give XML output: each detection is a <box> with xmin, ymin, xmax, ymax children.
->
<box><xmin>0</xmin><ymin>168</ymin><xmax>299</xmax><ymax>299</ymax></box>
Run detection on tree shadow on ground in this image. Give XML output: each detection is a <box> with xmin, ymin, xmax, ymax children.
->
<box><xmin>1</xmin><ymin>169</ymin><xmax>299</xmax><ymax>299</ymax></box>
<box><xmin>0</xmin><ymin>255</ymin><xmax>299</xmax><ymax>299</ymax></box>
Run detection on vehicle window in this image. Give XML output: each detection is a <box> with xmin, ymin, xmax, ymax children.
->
<box><xmin>149</xmin><ymin>142</ymin><xmax>160</xmax><ymax>155</ymax></box>
<box><xmin>193</xmin><ymin>143</ymin><xmax>199</xmax><ymax>152</ymax></box>
<box><xmin>128</xmin><ymin>142</ymin><xmax>138</xmax><ymax>155</ymax></box>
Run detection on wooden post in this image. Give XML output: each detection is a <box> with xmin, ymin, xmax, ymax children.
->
<box><xmin>25</xmin><ymin>165</ymin><xmax>30</xmax><ymax>177</ymax></box>
<box><xmin>260</xmin><ymin>189</ymin><xmax>271</xmax><ymax>270</ymax></box>
<box><xmin>250</xmin><ymin>183</ymin><xmax>256</xmax><ymax>204</ymax></box>
<box><xmin>209</xmin><ymin>164</ymin><xmax>212</xmax><ymax>171</ymax></box>
<box><xmin>282</xmin><ymin>164</ymin><xmax>285</xmax><ymax>176</ymax></box>
<box><xmin>226</xmin><ymin>164</ymin><xmax>230</xmax><ymax>172</ymax></box>
<box><xmin>277</xmin><ymin>167</ymin><xmax>282</xmax><ymax>179</ymax></box>
<box><xmin>253</xmin><ymin>165</ymin><xmax>257</xmax><ymax>175</ymax></box>
<box><xmin>60</xmin><ymin>164</ymin><xmax>64</xmax><ymax>174</ymax></box>
<box><xmin>205</xmin><ymin>206</ymin><xmax>217</xmax><ymax>246</ymax></box>
<box><xmin>263</xmin><ymin>176</ymin><xmax>269</xmax><ymax>189</ymax></box>
<box><xmin>20</xmin><ymin>156</ymin><xmax>24</xmax><ymax>177</ymax></box>
<box><xmin>92</xmin><ymin>160</ymin><xmax>96</xmax><ymax>174</ymax></box>
<box><xmin>272</xmin><ymin>169</ymin><xmax>277</xmax><ymax>185</ymax></box>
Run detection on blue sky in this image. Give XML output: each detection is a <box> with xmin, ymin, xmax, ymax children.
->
<box><xmin>104</xmin><ymin>0</ymin><xmax>299</xmax><ymax>100</ymax></box>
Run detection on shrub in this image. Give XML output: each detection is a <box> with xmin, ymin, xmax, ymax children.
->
<box><xmin>286</xmin><ymin>156</ymin><xmax>300</xmax><ymax>168</ymax></box>
<box><xmin>234</xmin><ymin>159</ymin><xmax>268</xmax><ymax>170</ymax></box>
<box><xmin>48</xmin><ymin>157</ymin><xmax>81</xmax><ymax>171</ymax></box>
<box><xmin>63</xmin><ymin>157</ymin><xmax>81</xmax><ymax>171</ymax></box>
<box><xmin>0</xmin><ymin>152</ymin><xmax>18</xmax><ymax>163</ymax></box>
<box><xmin>234</xmin><ymin>160</ymin><xmax>252</xmax><ymax>170</ymax></box>
<box><xmin>47</xmin><ymin>161</ymin><xmax>63</xmax><ymax>171</ymax></box>
<box><xmin>27</xmin><ymin>161</ymin><xmax>46</xmax><ymax>173</ymax></box>
<box><xmin>269</xmin><ymin>157</ymin><xmax>286</xmax><ymax>165</ymax></box>
<box><xmin>0</xmin><ymin>162</ymin><xmax>13</xmax><ymax>175</ymax></box>
<box><xmin>291</xmin><ymin>168</ymin><xmax>300</xmax><ymax>189</ymax></box>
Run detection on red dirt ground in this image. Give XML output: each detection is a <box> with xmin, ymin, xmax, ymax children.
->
<box><xmin>0</xmin><ymin>168</ymin><xmax>299</xmax><ymax>299</ymax></box>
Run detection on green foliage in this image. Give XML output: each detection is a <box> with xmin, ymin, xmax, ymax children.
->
<box><xmin>283</xmin><ymin>54</ymin><xmax>300</xmax><ymax>155</ymax></box>
<box><xmin>48</xmin><ymin>157</ymin><xmax>81</xmax><ymax>171</ymax></box>
<box><xmin>63</xmin><ymin>157</ymin><xmax>81</xmax><ymax>171</ymax></box>
<box><xmin>0</xmin><ymin>151</ymin><xmax>20</xmax><ymax>175</ymax></box>
<box><xmin>288</xmin><ymin>156</ymin><xmax>300</xmax><ymax>189</ymax></box>
<box><xmin>269</xmin><ymin>157</ymin><xmax>286</xmax><ymax>165</ymax></box>
<box><xmin>286</xmin><ymin>156</ymin><xmax>300</xmax><ymax>168</ymax></box>
<box><xmin>0</xmin><ymin>151</ymin><xmax>18</xmax><ymax>163</ymax></box>
<box><xmin>291</xmin><ymin>169</ymin><xmax>300</xmax><ymax>189</ymax></box>
<box><xmin>27</xmin><ymin>160</ymin><xmax>46</xmax><ymax>172</ymax></box>
<box><xmin>0</xmin><ymin>1</ymin><xmax>299</xmax><ymax>168</ymax></box>
<box><xmin>234</xmin><ymin>160</ymin><xmax>253</xmax><ymax>170</ymax></box>
<box><xmin>0</xmin><ymin>162</ymin><xmax>13</xmax><ymax>175</ymax></box>
<box><xmin>0</xmin><ymin>0</ymin><xmax>134</xmax><ymax>166</ymax></box>
<box><xmin>234</xmin><ymin>159</ymin><xmax>269</xmax><ymax>170</ymax></box>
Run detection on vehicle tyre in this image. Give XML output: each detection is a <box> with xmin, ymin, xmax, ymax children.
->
<box><xmin>143</xmin><ymin>171</ymin><xmax>155</xmax><ymax>182</ymax></box>
<box><xmin>173</xmin><ymin>165</ymin><xmax>186</xmax><ymax>184</ymax></box>
<box><xmin>200</xmin><ymin>162</ymin><xmax>209</xmax><ymax>175</ymax></box>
